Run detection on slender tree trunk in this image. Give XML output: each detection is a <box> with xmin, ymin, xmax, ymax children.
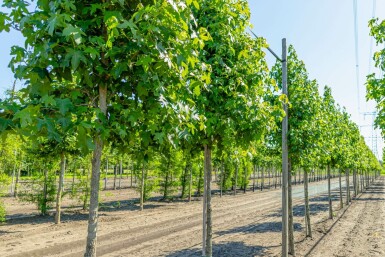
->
<box><xmin>189</xmin><ymin>163</ymin><xmax>193</xmax><ymax>202</ymax></box>
<box><xmin>119</xmin><ymin>159</ymin><xmax>122</xmax><ymax>189</ymax></box>
<box><xmin>42</xmin><ymin>168</ymin><xmax>48</xmax><ymax>215</ymax></box>
<box><xmin>72</xmin><ymin>165</ymin><xmax>76</xmax><ymax>192</ymax></box>
<box><xmin>14</xmin><ymin>163</ymin><xmax>21</xmax><ymax>198</ymax></box>
<box><xmin>288</xmin><ymin>166</ymin><xmax>295</xmax><ymax>256</ymax></box>
<box><xmin>55</xmin><ymin>153</ymin><xmax>66</xmax><ymax>224</ymax></box>
<box><xmin>253</xmin><ymin>165</ymin><xmax>256</xmax><ymax>192</ymax></box>
<box><xmin>243</xmin><ymin>166</ymin><xmax>247</xmax><ymax>193</ymax></box>
<box><xmin>197</xmin><ymin>165</ymin><xmax>203</xmax><ymax>196</ymax></box>
<box><xmin>339</xmin><ymin>169</ymin><xmax>343</xmax><ymax>209</ymax></box>
<box><xmin>202</xmin><ymin>158</ymin><xmax>207</xmax><ymax>256</ymax></box>
<box><xmin>304</xmin><ymin>170</ymin><xmax>312</xmax><ymax>237</ymax></box>
<box><xmin>261</xmin><ymin>167</ymin><xmax>264</xmax><ymax>191</ymax></box>
<box><xmin>113</xmin><ymin>165</ymin><xmax>117</xmax><ymax>190</ymax></box>
<box><xmin>104</xmin><ymin>159</ymin><xmax>108</xmax><ymax>190</ymax></box>
<box><xmin>220</xmin><ymin>161</ymin><xmax>224</xmax><ymax>197</ymax></box>
<box><xmin>346</xmin><ymin>170</ymin><xmax>350</xmax><ymax>204</ymax></box>
<box><xmin>10</xmin><ymin>151</ymin><xmax>17</xmax><ymax>196</ymax></box>
<box><xmin>84</xmin><ymin>84</ymin><xmax>106</xmax><ymax>257</ymax></box>
<box><xmin>131</xmin><ymin>162</ymin><xmax>133</xmax><ymax>188</ymax></box>
<box><xmin>181</xmin><ymin>161</ymin><xmax>188</xmax><ymax>198</ymax></box>
<box><xmin>203</xmin><ymin>144</ymin><xmax>212</xmax><ymax>257</ymax></box>
<box><xmin>327</xmin><ymin>164</ymin><xmax>333</xmax><ymax>219</ymax></box>
<box><xmin>140</xmin><ymin>162</ymin><xmax>145</xmax><ymax>211</ymax></box>
<box><xmin>234</xmin><ymin>163</ymin><xmax>238</xmax><ymax>195</ymax></box>
<box><xmin>353</xmin><ymin>169</ymin><xmax>357</xmax><ymax>198</ymax></box>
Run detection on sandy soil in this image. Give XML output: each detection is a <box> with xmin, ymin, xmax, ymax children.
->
<box><xmin>298</xmin><ymin>177</ymin><xmax>385</xmax><ymax>257</ymax></box>
<box><xmin>0</xmin><ymin>177</ymin><xmax>383</xmax><ymax>257</ymax></box>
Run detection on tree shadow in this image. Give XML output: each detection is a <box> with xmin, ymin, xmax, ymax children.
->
<box><xmin>216</xmin><ymin>221</ymin><xmax>302</xmax><ymax>236</ymax></box>
<box><xmin>166</xmin><ymin>241</ymin><xmax>269</xmax><ymax>257</ymax></box>
<box><xmin>98</xmin><ymin>199</ymin><xmax>163</xmax><ymax>212</ymax></box>
<box><xmin>4</xmin><ymin>212</ymin><xmax>90</xmax><ymax>225</ymax></box>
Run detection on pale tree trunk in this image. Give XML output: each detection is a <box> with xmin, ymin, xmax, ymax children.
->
<box><xmin>252</xmin><ymin>165</ymin><xmax>256</xmax><ymax>192</ymax></box>
<box><xmin>353</xmin><ymin>169</ymin><xmax>358</xmax><ymax>198</ymax></box>
<box><xmin>55</xmin><ymin>153</ymin><xmax>66</xmax><ymax>224</ymax></box>
<box><xmin>104</xmin><ymin>159</ymin><xmax>108</xmax><ymax>190</ymax></box>
<box><xmin>119</xmin><ymin>159</ymin><xmax>122</xmax><ymax>189</ymax></box>
<box><xmin>84</xmin><ymin>84</ymin><xmax>107</xmax><ymax>257</ymax></box>
<box><xmin>339</xmin><ymin>169</ymin><xmax>343</xmax><ymax>209</ymax></box>
<box><xmin>304</xmin><ymin>170</ymin><xmax>312</xmax><ymax>238</ymax></box>
<box><xmin>243</xmin><ymin>166</ymin><xmax>247</xmax><ymax>193</ymax></box>
<box><xmin>220</xmin><ymin>161</ymin><xmax>224</xmax><ymax>197</ymax></box>
<box><xmin>288</xmin><ymin>163</ymin><xmax>295</xmax><ymax>256</ymax></box>
<box><xmin>327</xmin><ymin>165</ymin><xmax>333</xmax><ymax>219</ymax></box>
<box><xmin>14</xmin><ymin>162</ymin><xmax>21</xmax><ymax>198</ymax></box>
<box><xmin>203</xmin><ymin>144</ymin><xmax>212</xmax><ymax>257</ymax></box>
<box><xmin>346</xmin><ymin>170</ymin><xmax>350</xmax><ymax>205</ymax></box>
<box><xmin>113</xmin><ymin>165</ymin><xmax>117</xmax><ymax>190</ymax></box>
<box><xmin>10</xmin><ymin>151</ymin><xmax>17</xmax><ymax>196</ymax></box>
<box><xmin>234</xmin><ymin>163</ymin><xmax>238</xmax><ymax>195</ymax></box>
<box><xmin>189</xmin><ymin>163</ymin><xmax>193</xmax><ymax>202</ymax></box>
<box><xmin>140</xmin><ymin>162</ymin><xmax>145</xmax><ymax>211</ymax></box>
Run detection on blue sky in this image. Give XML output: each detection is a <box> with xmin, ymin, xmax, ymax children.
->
<box><xmin>0</xmin><ymin>0</ymin><xmax>385</xmax><ymax>157</ymax></box>
<box><xmin>249</xmin><ymin>0</ymin><xmax>385</xmax><ymax>158</ymax></box>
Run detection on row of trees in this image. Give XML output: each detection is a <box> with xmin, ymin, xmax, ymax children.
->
<box><xmin>0</xmin><ymin>0</ymin><xmax>381</xmax><ymax>256</ymax></box>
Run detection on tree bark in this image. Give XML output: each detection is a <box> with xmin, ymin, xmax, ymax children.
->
<box><xmin>327</xmin><ymin>164</ymin><xmax>333</xmax><ymax>219</ymax></box>
<box><xmin>119</xmin><ymin>159</ymin><xmax>122</xmax><ymax>189</ymax></box>
<box><xmin>55</xmin><ymin>153</ymin><xmax>66</xmax><ymax>224</ymax></box>
<box><xmin>304</xmin><ymin>170</ymin><xmax>312</xmax><ymax>237</ymax></box>
<box><xmin>234</xmin><ymin>162</ymin><xmax>238</xmax><ymax>195</ymax></box>
<box><xmin>288</xmin><ymin>166</ymin><xmax>295</xmax><ymax>256</ymax></box>
<box><xmin>203</xmin><ymin>144</ymin><xmax>212</xmax><ymax>257</ymax></box>
<box><xmin>14</xmin><ymin>164</ymin><xmax>21</xmax><ymax>198</ymax></box>
<box><xmin>140</xmin><ymin>162</ymin><xmax>145</xmax><ymax>211</ymax></box>
<box><xmin>339</xmin><ymin>169</ymin><xmax>343</xmax><ymax>209</ymax></box>
<box><xmin>84</xmin><ymin>84</ymin><xmax>107</xmax><ymax>257</ymax></box>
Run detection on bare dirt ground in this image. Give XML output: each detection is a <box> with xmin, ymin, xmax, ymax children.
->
<box><xmin>299</xmin><ymin>177</ymin><xmax>385</xmax><ymax>257</ymax></box>
<box><xmin>0</xmin><ymin>177</ymin><xmax>383</xmax><ymax>257</ymax></box>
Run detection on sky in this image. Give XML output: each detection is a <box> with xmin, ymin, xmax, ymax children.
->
<box><xmin>0</xmin><ymin>0</ymin><xmax>385</xmax><ymax>158</ymax></box>
<box><xmin>248</xmin><ymin>0</ymin><xmax>385</xmax><ymax>159</ymax></box>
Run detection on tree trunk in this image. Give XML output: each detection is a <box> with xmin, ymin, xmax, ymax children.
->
<box><xmin>113</xmin><ymin>165</ymin><xmax>117</xmax><ymax>190</ymax></box>
<box><xmin>253</xmin><ymin>165</ymin><xmax>256</xmax><ymax>192</ymax></box>
<box><xmin>234</xmin><ymin>163</ymin><xmax>238</xmax><ymax>195</ymax></box>
<box><xmin>197</xmin><ymin>165</ymin><xmax>203</xmax><ymax>196</ymax></box>
<box><xmin>10</xmin><ymin>151</ymin><xmax>17</xmax><ymax>196</ymax></box>
<box><xmin>327</xmin><ymin>164</ymin><xmax>333</xmax><ymax>219</ymax></box>
<box><xmin>346</xmin><ymin>170</ymin><xmax>350</xmax><ymax>205</ymax></box>
<box><xmin>203</xmin><ymin>144</ymin><xmax>212</xmax><ymax>257</ymax></box>
<box><xmin>181</xmin><ymin>161</ymin><xmax>188</xmax><ymax>198</ymax></box>
<box><xmin>55</xmin><ymin>153</ymin><xmax>66</xmax><ymax>224</ymax></box>
<box><xmin>339</xmin><ymin>169</ymin><xmax>343</xmax><ymax>209</ymax></box>
<box><xmin>140</xmin><ymin>162</ymin><xmax>145</xmax><ymax>211</ymax></box>
<box><xmin>43</xmin><ymin>168</ymin><xmax>48</xmax><ymax>216</ymax></box>
<box><xmin>261</xmin><ymin>167</ymin><xmax>264</xmax><ymax>191</ymax></box>
<box><xmin>14</xmin><ymin>164</ymin><xmax>21</xmax><ymax>198</ymax></box>
<box><xmin>220</xmin><ymin>162</ymin><xmax>224</xmax><ymax>197</ymax></box>
<box><xmin>304</xmin><ymin>170</ymin><xmax>312</xmax><ymax>238</ymax></box>
<box><xmin>119</xmin><ymin>159</ymin><xmax>122</xmax><ymax>189</ymax></box>
<box><xmin>243</xmin><ymin>166</ymin><xmax>247</xmax><ymax>193</ymax></box>
<box><xmin>104</xmin><ymin>159</ymin><xmax>108</xmax><ymax>190</ymax></box>
<box><xmin>288</xmin><ymin>166</ymin><xmax>295</xmax><ymax>256</ymax></box>
<box><xmin>189</xmin><ymin>163</ymin><xmax>193</xmax><ymax>202</ymax></box>
<box><xmin>84</xmin><ymin>84</ymin><xmax>106</xmax><ymax>257</ymax></box>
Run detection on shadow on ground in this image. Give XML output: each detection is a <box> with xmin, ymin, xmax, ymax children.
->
<box><xmin>216</xmin><ymin>221</ymin><xmax>302</xmax><ymax>236</ymax></box>
<box><xmin>166</xmin><ymin>241</ymin><xmax>269</xmax><ymax>257</ymax></box>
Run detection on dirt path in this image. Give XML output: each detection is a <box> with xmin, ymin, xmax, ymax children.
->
<box><xmin>304</xmin><ymin>177</ymin><xmax>385</xmax><ymax>257</ymax></box>
<box><xmin>0</xmin><ymin>176</ymin><xmax>379</xmax><ymax>257</ymax></box>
